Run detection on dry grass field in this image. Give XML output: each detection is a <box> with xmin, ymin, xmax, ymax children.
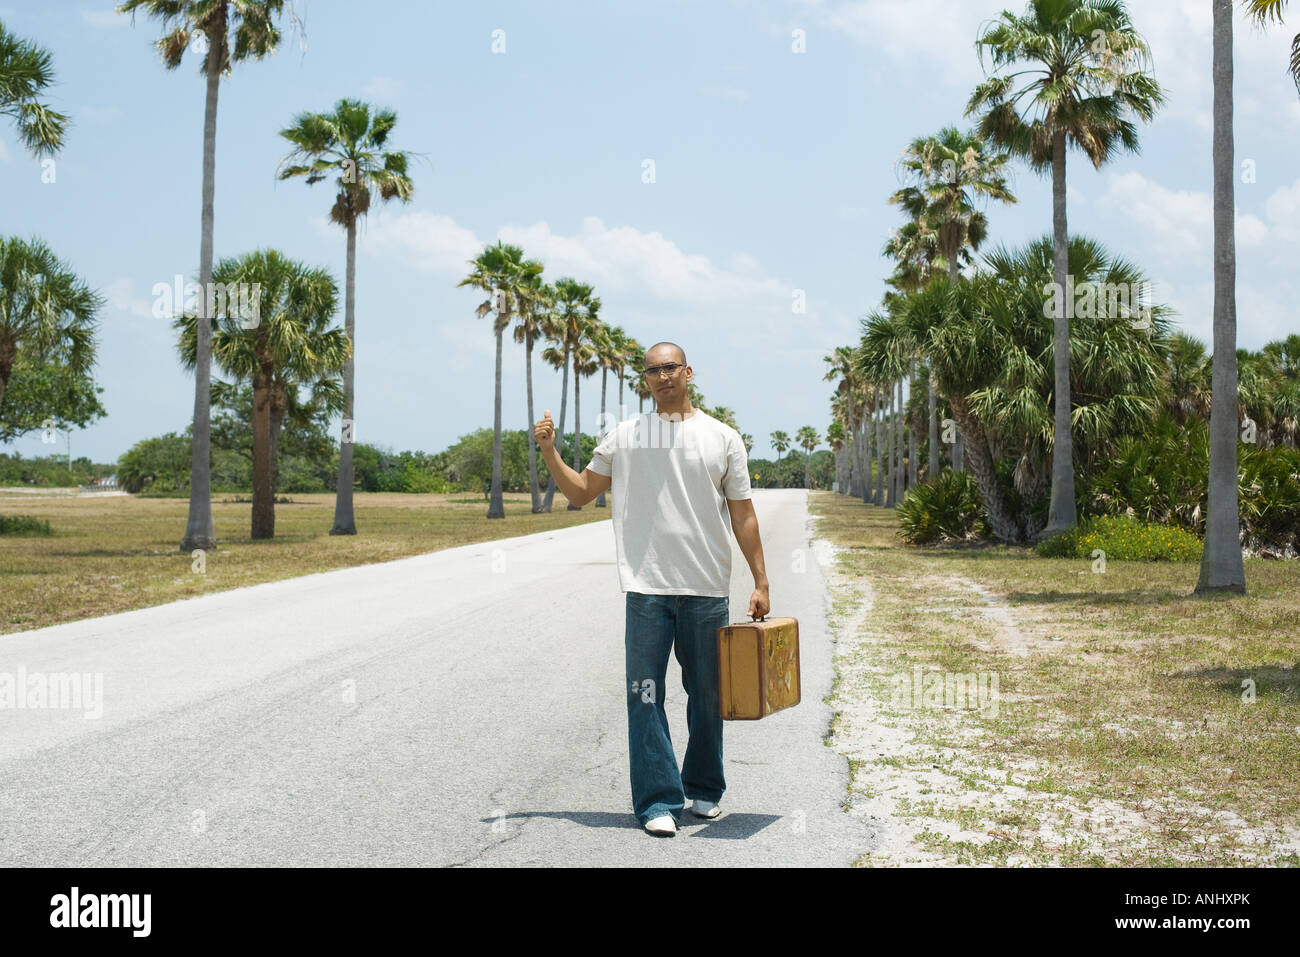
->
<box><xmin>0</xmin><ymin>490</ymin><xmax>607</xmax><ymax>634</ymax></box>
<box><xmin>810</xmin><ymin>491</ymin><xmax>1300</xmax><ymax>867</ymax></box>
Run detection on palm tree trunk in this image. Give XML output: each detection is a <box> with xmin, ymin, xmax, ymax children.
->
<box><xmin>1197</xmin><ymin>0</ymin><xmax>1247</xmax><ymax>594</ymax></box>
<box><xmin>541</xmin><ymin>341</ymin><xmax>570</xmax><ymax>511</ymax></box>
<box><xmin>526</xmin><ymin>334</ymin><xmax>542</xmax><ymax>513</ymax></box>
<box><xmin>928</xmin><ymin>367</ymin><xmax>939</xmax><ymax>479</ymax></box>
<box><xmin>251</xmin><ymin>373</ymin><xmax>274</xmax><ymax>539</ymax></box>
<box><xmin>886</xmin><ymin>386</ymin><xmax>896</xmax><ymax>507</ymax></box>
<box><xmin>180</xmin><ymin>14</ymin><xmax>224</xmax><ymax>553</ymax></box>
<box><xmin>269</xmin><ymin>401</ymin><xmax>283</xmax><ymax>498</ymax></box>
<box><xmin>331</xmin><ymin>217</ymin><xmax>359</xmax><ymax>534</ymax></box>
<box><xmin>852</xmin><ymin>412</ymin><xmax>864</xmax><ymax>498</ymax></box>
<box><xmin>874</xmin><ymin>393</ymin><xmax>885</xmax><ymax>505</ymax></box>
<box><xmin>908</xmin><ymin>363</ymin><xmax>919</xmax><ymax>488</ymax></box>
<box><xmin>946</xmin><ymin>256</ymin><xmax>963</xmax><ymax>476</ymax></box>
<box><xmin>1042</xmin><ymin>126</ymin><xmax>1078</xmax><ymax>537</ymax></box>
<box><xmin>895</xmin><ymin>377</ymin><xmax>905</xmax><ymax>503</ymax></box>
<box><xmin>487</xmin><ymin>318</ymin><xmax>505</xmax><ymax>519</ymax></box>
<box><xmin>776</xmin><ymin>451</ymin><xmax>783</xmax><ymax>489</ymax></box>
<box><xmin>569</xmin><ymin>353</ymin><xmax>582</xmax><ymax>510</ymax></box>
<box><xmin>596</xmin><ymin>367</ymin><xmax>609</xmax><ymax>506</ymax></box>
<box><xmin>861</xmin><ymin>407</ymin><xmax>873</xmax><ymax>503</ymax></box>
<box><xmin>950</xmin><ymin>397</ymin><xmax>1020</xmax><ymax>543</ymax></box>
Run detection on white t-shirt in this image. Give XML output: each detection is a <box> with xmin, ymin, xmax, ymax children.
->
<box><xmin>585</xmin><ymin>409</ymin><xmax>752</xmax><ymax>597</ymax></box>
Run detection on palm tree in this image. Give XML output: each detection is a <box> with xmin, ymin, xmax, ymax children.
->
<box><xmin>0</xmin><ymin>22</ymin><xmax>70</xmax><ymax>157</ymax></box>
<box><xmin>858</xmin><ymin>308</ymin><xmax>913</xmax><ymax>508</ymax></box>
<box><xmin>568</xmin><ymin>312</ymin><xmax>602</xmax><ymax>509</ymax></box>
<box><xmin>1165</xmin><ymin>332</ymin><xmax>1213</xmax><ymax>425</ymax></box>
<box><xmin>628</xmin><ymin>348</ymin><xmax>652</xmax><ymax>413</ymax></box>
<box><xmin>891</xmin><ymin>126</ymin><xmax>1016</xmax><ymax>286</ymax></box>
<box><xmin>539</xmin><ymin>278</ymin><xmax>598</xmax><ymax>511</ymax></box>
<box><xmin>770</xmin><ymin>430</ymin><xmax>791</xmax><ymax>488</ymax></box>
<box><xmin>615</xmin><ymin>331</ymin><xmax>639</xmax><ymax>422</ymax></box>
<box><xmin>459</xmin><ymin>241</ymin><xmax>537</xmax><ymax>519</ymax></box>
<box><xmin>826</xmin><ymin>420</ymin><xmax>847</xmax><ymax>492</ymax></box>
<box><xmin>849</xmin><ymin>365</ymin><xmax>874</xmax><ymax>500</ymax></box>
<box><xmin>891</xmin><ymin>235</ymin><xmax>1171</xmax><ymax>543</ymax></box>
<box><xmin>173</xmin><ymin>249</ymin><xmax>345</xmax><ymax>538</ymax></box>
<box><xmin>1197</xmin><ymin>0</ymin><xmax>1247</xmax><ymax>594</ymax></box>
<box><xmin>823</xmin><ymin>345</ymin><xmax>868</xmax><ymax>499</ymax></box>
<box><xmin>967</xmin><ymin>0</ymin><xmax>1164</xmax><ymax>539</ymax></box>
<box><xmin>795</xmin><ymin>427</ymin><xmax>820</xmax><ymax>490</ymax></box>
<box><xmin>1244</xmin><ymin>0</ymin><xmax>1299</xmax><ymax>94</ymax></box>
<box><xmin>121</xmin><ymin>0</ymin><xmax>289</xmax><ymax>552</ymax></box>
<box><xmin>0</xmin><ymin>237</ymin><xmax>101</xmax><ymax>418</ymax></box>
<box><xmin>1260</xmin><ymin>334</ymin><xmax>1300</xmax><ymax>446</ymax></box>
<box><xmin>891</xmin><ymin>126</ymin><xmax>1017</xmax><ymax>478</ymax></box>
<box><xmin>512</xmin><ymin>271</ymin><xmax>555</xmax><ymax>513</ymax></box>
<box><xmin>592</xmin><ymin>322</ymin><xmax>623</xmax><ymax>508</ymax></box>
<box><xmin>710</xmin><ymin>405</ymin><xmax>739</xmax><ymax>431</ymax></box>
<box><xmin>278</xmin><ymin>97</ymin><xmax>415</xmax><ymax>534</ymax></box>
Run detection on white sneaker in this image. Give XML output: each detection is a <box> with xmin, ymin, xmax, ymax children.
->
<box><xmin>690</xmin><ymin>799</ymin><xmax>721</xmax><ymax>819</ymax></box>
<box><xmin>644</xmin><ymin>814</ymin><xmax>677</xmax><ymax>836</ymax></box>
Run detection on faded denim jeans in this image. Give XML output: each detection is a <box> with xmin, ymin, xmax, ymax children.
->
<box><xmin>624</xmin><ymin>591</ymin><xmax>729</xmax><ymax>825</ymax></box>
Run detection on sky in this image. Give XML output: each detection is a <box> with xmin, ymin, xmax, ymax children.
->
<box><xmin>3</xmin><ymin>0</ymin><xmax>1298</xmax><ymax>466</ymax></box>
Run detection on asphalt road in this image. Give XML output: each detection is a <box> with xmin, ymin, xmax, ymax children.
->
<box><xmin>0</xmin><ymin>489</ymin><xmax>875</xmax><ymax>866</ymax></box>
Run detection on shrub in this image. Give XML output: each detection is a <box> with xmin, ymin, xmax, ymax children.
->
<box><xmin>898</xmin><ymin>470</ymin><xmax>990</xmax><ymax>544</ymax></box>
<box><xmin>0</xmin><ymin>514</ymin><xmax>52</xmax><ymax>536</ymax></box>
<box><xmin>1239</xmin><ymin>443</ymin><xmax>1300</xmax><ymax>554</ymax></box>
<box><xmin>1035</xmin><ymin>514</ymin><xmax>1202</xmax><ymax>562</ymax></box>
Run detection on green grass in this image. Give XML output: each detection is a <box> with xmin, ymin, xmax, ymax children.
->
<box><xmin>0</xmin><ymin>490</ymin><xmax>608</xmax><ymax>634</ymax></box>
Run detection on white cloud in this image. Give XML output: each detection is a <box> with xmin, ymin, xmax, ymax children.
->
<box><xmin>104</xmin><ymin>278</ymin><xmax>159</xmax><ymax>320</ymax></box>
<box><xmin>496</xmin><ymin>216</ymin><xmax>789</xmax><ymax>309</ymax></box>
<box><xmin>1263</xmin><ymin>179</ymin><xmax>1300</xmax><ymax>243</ymax></box>
<box><xmin>775</xmin><ymin>0</ymin><xmax>1296</xmax><ymax>133</ymax></box>
<box><xmin>365</xmin><ymin>211</ymin><xmax>794</xmax><ymax>317</ymax></box>
<box><xmin>1102</xmin><ymin>171</ymin><xmax>1272</xmax><ymax>264</ymax></box>
<box><xmin>363</xmin><ymin>76</ymin><xmax>404</xmax><ymax>100</ymax></box>
<box><xmin>81</xmin><ymin>7</ymin><xmax>125</xmax><ymax>28</ymax></box>
<box><xmin>363</xmin><ymin>211</ymin><xmax>485</xmax><ymax>275</ymax></box>
<box><xmin>783</xmin><ymin>0</ymin><xmax>984</xmax><ymax>87</ymax></box>
<box><xmin>1131</xmin><ymin>0</ymin><xmax>1297</xmax><ymax>129</ymax></box>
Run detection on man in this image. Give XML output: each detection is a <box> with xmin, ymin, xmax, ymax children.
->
<box><xmin>535</xmin><ymin>342</ymin><xmax>770</xmax><ymax>837</ymax></box>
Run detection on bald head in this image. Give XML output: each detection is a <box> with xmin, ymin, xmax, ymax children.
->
<box><xmin>645</xmin><ymin>341</ymin><xmax>686</xmax><ymax>366</ymax></box>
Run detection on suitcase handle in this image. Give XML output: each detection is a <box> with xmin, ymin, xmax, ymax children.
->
<box><xmin>748</xmin><ymin>613</ymin><xmax>766</xmax><ymax>621</ymax></box>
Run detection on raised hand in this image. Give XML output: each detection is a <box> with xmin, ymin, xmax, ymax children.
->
<box><xmin>535</xmin><ymin>409</ymin><xmax>556</xmax><ymax>453</ymax></box>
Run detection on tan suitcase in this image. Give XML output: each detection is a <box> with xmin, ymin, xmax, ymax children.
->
<box><xmin>717</xmin><ymin>615</ymin><xmax>800</xmax><ymax>720</ymax></box>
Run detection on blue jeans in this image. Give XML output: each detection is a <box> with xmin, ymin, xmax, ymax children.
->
<box><xmin>625</xmin><ymin>591</ymin><xmax>730</xmax><ymax>824</ymax></box>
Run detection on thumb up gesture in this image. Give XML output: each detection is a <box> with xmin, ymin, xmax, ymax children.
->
<box><xmin>535</xmin><ymin>409</ymin><xmax>556</xmax><ymax>453</ymax></box>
